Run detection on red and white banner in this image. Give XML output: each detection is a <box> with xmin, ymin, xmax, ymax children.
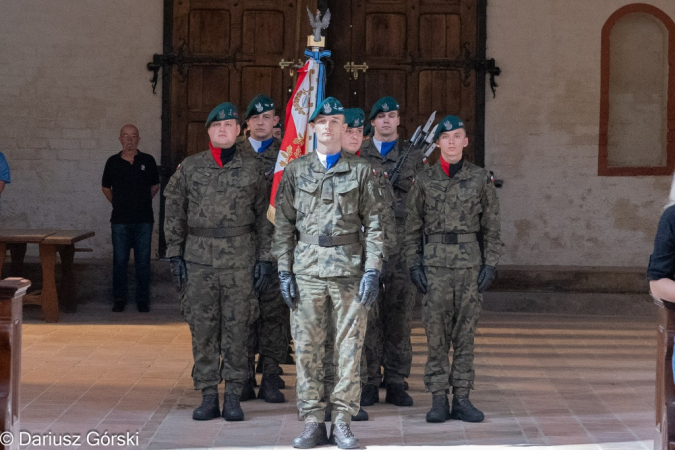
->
<box><xmin>267</xmin><ymin>59</ymin><xmax>319</xmax><ymax>223</ymax></box>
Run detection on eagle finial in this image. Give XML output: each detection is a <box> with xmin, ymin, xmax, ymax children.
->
<box><xmin>307</xmin><ymin>7</ymin><xmax>331</xmax><ymax>43</ymax></box>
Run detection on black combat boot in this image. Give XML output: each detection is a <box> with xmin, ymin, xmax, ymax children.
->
<box><xmin>192</xmin><ymin>392</ymin><xmax>220</xmax><ymax>421</ymax></box>
<box><xmin>425</xmin><ymin>394</ymin><xmax>450</xmax><ymax>423</ymax></box>
<box><xmin>222</xmin><ymin>393</ymin><xmax>245</xmax><ymax>421</ymax></box>
<box><xmin>257</xmin><ymin>356</ymin><xmax>286</xmax><ymax>403</ymax></box>
<box><xmin>329</xmin><ymin>422</ymin><xmax>359</xmax><ymax>449</ymax></box>
<box><xmin>258</xmin><ymin>375</ymin><xmax>286</xmax><ymax>402</ymax></box>
<box><xmin>271</xmin><ymin>371</ymin><xmax>286</xmax><ymax>389</ymax></box>
<box><xmin>240</xmin><ymin>376</ymin><xmax>256</xmax><ymax>401</ymax></box>
<box><xmin>360</xmin><ymin>384</ymin><xmax>379</xmax><ymax>406</ymax></box>
<box><xmin>385</xmin><ymin>383</ymin><xmax>413</xmax><ymax>406</ymax></box>
<box><xmin>293</xmin><ymin>422</ymin><xmax>328</xmax><ymax>449</ymax></box>
<box><xmin>352</xmin><ymin>407</ymin><xmax>369</xmax><ymax>421</ymax></box>
<box><xmin>450</xmin><ymin>395</ymin><xmax>484</xmax><ymax>422</ymax></box>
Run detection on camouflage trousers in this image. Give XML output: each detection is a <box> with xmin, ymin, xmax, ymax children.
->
<box><xmin>323</xmin><ymin>302</ymin><xmax>375</xmax><ymax>395</ymax></box>
<box><xmin>364</xmin><ymin>253</ymin><xmax>413</xmax><ymax>386</ymax></box>
<box><xmin>292</xmin><ymin>275</ymin><xmax>367</xmax><ymax>424</ymax></box>
<box><xmin>181</xmin><ymin>262</ymin><xmax>259</xmax><ymax>395</ymax></box>
<box><xmin>246</xmin><ymin>266</ymin><xmax>290</xmax><ymax>374</ymax></box>
<box><xmin>422</xmin><ymin>266</ymin><xmax>481</xmax><ymax>395</ymax></box>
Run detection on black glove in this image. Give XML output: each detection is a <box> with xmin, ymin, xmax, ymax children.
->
<box><xmin>477</xmin><ymin>265</ymin><xmax>496</xmax><ymax>293</ymax></box>
<box><xmin>254</xmin><ymin>261</ymin><xmax>273</xmax><ymax>296</ymax></box>
<box><xmin>358</xmin><ymin>269</ymin><xmax>381</xmax><ymax>308</ymax></box>
<box><xmin>170</xmin><ymin>256</ymin><xmax>188</xmax><ymax>292</ymax></box>
<box><xmin>409</xmin><ymin>265</ymin><xmax>428</xmax><ymax>294</ymax></box>
<box><xmin>278</xmin><ymin>271</ymin><xmax>298</xmax><ymax>310</ymax></box>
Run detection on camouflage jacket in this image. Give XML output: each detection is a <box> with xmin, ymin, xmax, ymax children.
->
<box><xmin>403</xmin><ymin>161</ymin><xmax>502</xmax><ymax>269</ymax></box>
<box><xmin>163</xmin><ymin>149</ymin><xmax>273</xmax><ymax>269</ymax></box>
<box><xmin>236</xmin><ymin>135</ymin><xmax>280</xmax><ymax>189</ymax></box>
<box><xmin>273</xmin><ymin>151</ymin><xmax>384</xmax><ymax>277</ymax></box>
<box><xmin>360</xmin><ymin>138</ymin><xmax>425</xmax><ymax>226</ymax></box>
<box><xmin>367</xmin><ymin>157</ymin><xmax>398</xmax><ymax>259</ymax></box>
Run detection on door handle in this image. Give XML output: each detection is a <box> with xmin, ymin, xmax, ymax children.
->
<box><xmin>344</xmin><ymin>61</ymin><xmax>369</xmax><ymax>80</ymax></box>
<box><xmin>279</xmin><ymin>58</ymin><xmax>305</xmax><ymax>76</ymax></box>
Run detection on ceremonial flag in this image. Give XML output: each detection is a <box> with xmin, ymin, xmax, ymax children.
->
<box><xmin>267</xmin><ymin>59</ymin><xmax>319</xmax><ymax>223</ymax></box>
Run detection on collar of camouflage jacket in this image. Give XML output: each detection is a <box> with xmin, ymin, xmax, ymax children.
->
<box><xmin>309</xmin><ymin>150</ymin><xmax>351</xmax><ymax>175</ymax></box>
<box><xmin>200</xmin><ymin>146</ymin><xmax>244</xmax><ymax>170</ymax></box>
<box><xmin>363</xmin><ymin>138</ymin><xmax>399</xmax><ymax>163</ymax></box>
<box><xmin>430</xmin><ymin>158</ymin><xmax>469</xmax><ymax>182</ymax></box>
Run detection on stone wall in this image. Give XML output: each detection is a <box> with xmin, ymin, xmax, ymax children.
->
<box><xmin>485</xmin><ymin>0</ymin><xmax>675</xmax><ymax>267</ymax></box>
<box><xmin>0</xmin><ymin>0</ymin><xmax>163</xmax><ymax>258</ymax></box>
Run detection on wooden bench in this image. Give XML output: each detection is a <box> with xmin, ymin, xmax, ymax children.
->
<box><xmin>0</xmin><ymin>277</ymin><xmax>30</xmax><ymax>450</ymax></box>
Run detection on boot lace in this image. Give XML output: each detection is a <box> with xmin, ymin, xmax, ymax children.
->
<box><xmin>300</xmin><ymin>422</ymin><xmax>319</xmax><ymax>438</ymax></box>
<box><xmin>336</xmin><ymin>423</ymin><xmax>354</xmax><ymax>438</ymax></box>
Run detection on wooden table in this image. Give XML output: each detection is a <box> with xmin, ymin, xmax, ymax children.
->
<box><xmin>0</xmin><ymin>229</ymin><xmax>95</xmax><ymax>323</ymax></box>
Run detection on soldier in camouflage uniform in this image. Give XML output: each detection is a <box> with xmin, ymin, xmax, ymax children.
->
<box><xmin>322</xmin><ymin>108</ymin><xmax>397</xmax><ymax>423</ymax></box>
<box><xmin>403</xmin><ymin>115</ymin><xmax>502</xmax><ymax>423</ymax></box>
<box><xmin>274</xmin><ymin>98</ymin><xmax>384</xmax><ymax>449</ymax></box>
<box><xmin>359</xmin><ymin>96</ymin><xmax>423</xmax><ymax>407</ymax></box>
<box><xmin>163</xmin><ymin>102</ymin><xmax>274</xmax><ymax>422</ymax></box>
<box><xmin>236</xmin><ymin>94</ymin><xmax>288</xmax><ymax>404</ymax></box>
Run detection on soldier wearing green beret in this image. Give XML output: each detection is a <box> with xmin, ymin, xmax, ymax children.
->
<box><xmin>359</xmin><ymin>96</ymin><xmax>423</xmax><ymax>408</ymax></box>
<box><xmin>403</xmin><ymin>115</ymin><xmax>502</xmax><ymax>423</ymax></box>
<box><xmin>236</xmin><ymin>94</ymin><xmax>288</xmax><ymax>404</ymax></box>
<box><xmin>163</xmin><ymin>102</ymin><xmax>274</xmax><ymax>422</ymax></box>
<box><xmin>273</xmin><ymin>97</ymin><xmax>384</xmax><ymax>448</ymax></box>
<box><xmin>320</xmin><ymin>107</ymin><xmax>397</xmax><ymax>424</ymax></box>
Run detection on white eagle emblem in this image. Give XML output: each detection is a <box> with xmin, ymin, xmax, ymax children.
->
<box><xmin>255</xmin><ymin>103</ymin><xmax>263</xmax><ymax>112</ymax></box>
<box><xmin>444</xmin><ymin>120</ymin><xmax>452</xmax><ymax>130</ymax></box>
<box><xmin>382</xmin><ymin>103</ymin><xmax>389</xmax><ymax>112</ymax></box>
<box><xmin>324</xmin><ymin>102</ymin><xmax>332</xmax><ymax>114</ymax></box>
<box><xmin>218</xmin><ymin>109</ymin><xmax>226</xmax><ymax>119</ymax></box>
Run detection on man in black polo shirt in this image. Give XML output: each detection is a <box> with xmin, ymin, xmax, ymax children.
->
<box><xmin>102</xmin><ymin>124</ymin><xmax>160</xmax><ymax>312</ymax></box>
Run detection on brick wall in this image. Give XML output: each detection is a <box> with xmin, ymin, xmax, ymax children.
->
<box><xmin>486</xmin><ymin>0</ymin><xmax>675</xmax><ymax>266</ymax></box>
<box><xmin>0</xmin><ymin>0</ymin><xmax>163</xmax><ymax>258</ymax></box>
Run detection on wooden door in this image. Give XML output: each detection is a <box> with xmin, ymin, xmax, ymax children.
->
<box><xmin>326</xmin><ymin>0</ymin><xmax>481</xmax><ymax>163</ymax></box>
<box><xmin>168</xmin><ymin>0</ymin><xmax>314</xmax><ymax>169</ymax></box>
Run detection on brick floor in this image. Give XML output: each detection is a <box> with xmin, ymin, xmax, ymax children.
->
<box><xmin>16</xmin><ymin>303</ymin><xmax>655</xmax><ymax>450</ymax></box>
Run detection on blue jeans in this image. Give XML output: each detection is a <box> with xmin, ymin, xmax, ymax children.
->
<box><xmin>111</xmin><ymin>223</ymin><xmax>152</xmax><ymax>303</ymax></box>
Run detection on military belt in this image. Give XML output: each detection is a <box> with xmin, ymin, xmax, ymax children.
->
<box><xmin>426</xmin><ymin>232</ymin><xmax>477</xmax><ymax>244</ymax></box>
<box><xmin>298</xmin><ymin>232</ymin><xmax>360</xmax><ymax>248</ymax></box>
<box><xmin>188</xmin><ymin>225</ymin><xmax>254</xmax><ymax>238</ymax></box>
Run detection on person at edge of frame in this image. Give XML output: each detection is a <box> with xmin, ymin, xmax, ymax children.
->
<box><xmin>648</xmin><ymin>172</ymin><xmax>675</xmax><ymax>384</ymax></box>
<box><xmin>273</xmin><ymin>97</ymin><xmax>384</xmax><ymax>449</ymax></box>
<box><xmin>163</xmin><ymin>102</ymin><xmax>274</xmax><ymax>422</ymax></box>
<box><xmin>403</xmin><ymin>115</ymin><xmax>502</xmax><ymax>423</ymax></box>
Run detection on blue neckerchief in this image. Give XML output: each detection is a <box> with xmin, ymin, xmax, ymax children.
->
<box><xmin>248</xmin><ymin>137</ymin><xmax>275</xmax><ymax>154</ymax></box>
<box><xmin>374</xmin><ymin>138</ymin><xmax>397</xmax><ymax>158</ymax></box>
<box><xmin>318</xmin><ymin>151</ymin><xmax>342</xmax><ymax>170</ymax></box>
<box><xmin>325</xmin><ymin>151</ymin><xmax>341</xmax><ymax>170</ymax></box>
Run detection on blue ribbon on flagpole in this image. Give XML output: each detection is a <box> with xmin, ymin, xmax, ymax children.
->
<box><xmin>305</xmin><ymin>48</ymin><xmax>331</xmax><ymax>150</ymax></box>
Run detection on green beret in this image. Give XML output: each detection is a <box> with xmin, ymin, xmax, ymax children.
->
<box><xmin>205</xmin><ymin>102</ymin><xmax>239</xmax><ymax>127</ymax></box>
<box><xmin>344</xmin><ymin>108</ymin><xmax>365</xmax><ymax>128</ymax></box>
<box><xmin>433</xmin><ymin>115</ymin><xmax>465</xmax><ymax>141</ymax></box>
<box><xmin>309</xmin><ymin>97</ymin><xmax>345</xmax><ymax>122</ymax></box>
<box><xmin>244</xmin><ymin>94</ymin><xmax>276</xmax><ymax>120</ymax></box>
<box><xmin>369</xmin><ymin>96</ymin><xmax>399</xmax><ymax>120</ymax></box>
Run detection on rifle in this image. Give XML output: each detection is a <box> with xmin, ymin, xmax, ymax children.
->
<box><xmin>389</xmin><ymin>111</ymin><xmax>436</xmax><ymax>187</ymax></box>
